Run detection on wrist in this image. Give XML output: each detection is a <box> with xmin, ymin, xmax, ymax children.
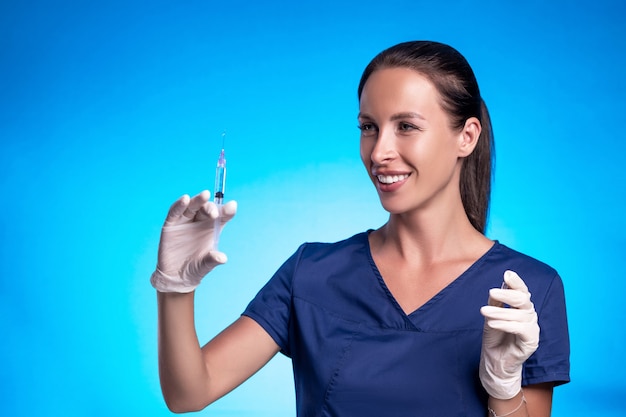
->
<box><xmin>488</xmin><ymin>389</ymin><xmax>527</xmax><ymax>417</ymax></box>
<box><xmin>479</xmin><ymin>355</ymin><xmax>522</xmax><ymax>399</ymax></box>
<box><xmin>151</xmin><ymin>268</ymin><xmax>199</xmax><ymax>293</ymax></box>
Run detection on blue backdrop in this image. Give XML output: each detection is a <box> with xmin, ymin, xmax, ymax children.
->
<box><xmin>1</xmin><ymin>1</ymin><xmax>625</xmax><ymax>416</ymax></box>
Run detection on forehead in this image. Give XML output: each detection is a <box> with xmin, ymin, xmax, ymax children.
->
<box><xmin>359</xmin><ymin>67</ymin><xmax>441</xmax><ymax>114</ymax></box>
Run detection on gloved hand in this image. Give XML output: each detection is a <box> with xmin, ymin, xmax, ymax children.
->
<box><xmin>479</xmin><ymin>270</ymin><xmax>540</xmax><ymax>399</ymax></box>
<box><xmin>150</xmin><ymin>190</ymin><xmax>237</xmax><ymax>293</ymax></box>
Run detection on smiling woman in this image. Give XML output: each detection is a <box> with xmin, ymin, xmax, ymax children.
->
<box><xmin>358</xmin><ymin>68</ymin><xmax>481</xmax><ymax>219</ymax></box>
<box><xmin>3</xmin><ymin>0</ymin><xmax>626</xmax><ymax>415</ymax></box>
<box><xmin>150</xmin><ymin>40</ymin><xmax>569</xmax><ymax>417</ymax></box>
<box><xmin>357</xmin><ymin>42</ymin><xmax>493</xmax><ymax>234</ymax></box>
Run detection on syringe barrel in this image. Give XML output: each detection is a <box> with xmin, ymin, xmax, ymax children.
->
<box><xmin>214</xmin><ymin>164</ymin><xmax>226</xmax><ymax>203</ymax></box>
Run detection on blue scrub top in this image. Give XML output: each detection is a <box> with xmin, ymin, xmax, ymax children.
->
<box><xmin>243</xmin><ymin>232</ymin><xmax>570</xmax><ymax>416</ymax></box>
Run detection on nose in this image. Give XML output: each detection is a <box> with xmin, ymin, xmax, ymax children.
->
<box><xmin>370</xmin><ymin>127</ymin><xmax>397</xmax><ymax>164</ymax></box>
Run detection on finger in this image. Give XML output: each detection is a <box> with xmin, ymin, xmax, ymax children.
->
<box><xmin>164</xmin><ymin>194</ymin><xmax>190</xmax><ymax>225</ymax></box>
<box><xmin>185</xmin><ymin>250</ymin><xmax>227</xmax><ymax>280</ymax></box>
<box><xmin>483</xmin><ymin>319</ymin><xmax>538</xmax><ymax>343</ymax></box>
<box><xmin>220</xmin><ymin>200</ymin><xmax>238</xmax><ymax>222</ymax></box>
<box><xmin>487</xmin><ymin>290</ymin><xmax>504</xmax><ymax>307</ymax></box>
<box><xmin>182</xmin><ymin>190</ymin><xmax>211</xmax><ymax>220</ymax></box>
<box><xmin>487</xmin><ymin>278</ymin><xmax>515</xmax><ymax>307</ymax></box>
<box><xmin>481</xmin><ymin>305</ymin><xmax>536</xmax><ymax>323</ymax></box>
<box><xmin>204</xmin><ymin>250</ymin><xmax>227</xmax><ymax>265</ymax></box>
<box><xmin>195</xmin><ymin>201</ymin><xmax>220</xmax><ymax>221</ymax></box>
<box><xmin>214</xmin><ymin>200</ymin><xmax>238</xmax><ymax>228</ymax></box>
<box><xmin>503</xmin><ymin>270</ymin><xmax>530</xmax><ymax>293</ymax></box>
<box><xmin>483</xmin><ymin>316</ymin><xmax>540</xmax><ymax>346</ymax></box>
<box><xmin>487</xmin><ymin>288</ymin><xmax>532</xmax><ymax>309</ymax></box>
<box><xmin>196</xmin><ymin>250</ymin><xmax>227</xmax><ymax>275</ymax></box>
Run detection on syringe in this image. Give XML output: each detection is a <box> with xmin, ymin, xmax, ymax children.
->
<box><xmin>214</xmin><ymin>148</ymin><xmax>226</xmax><ymax>205</ymax></box>
<box><xmin>213</xmin><ymin>133</ymin><xmax>226</xmax><ymax>249</ymax></box>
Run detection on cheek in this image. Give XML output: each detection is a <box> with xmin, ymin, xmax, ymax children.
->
<box><xmin>423</xmin><ymin>141</ymin><xmax>463</xmax><ymax>178</ymax></box>
<box><xmin>359</xmin><ymin>139</ymin><xmax>372</xmax><ymax>165</ymax></box>
<box><xmin>424</xmin><ymin>132</ymin><xmax>459</xmax><ymax>159</ymax></box>
<box><xmin>410</xmin><ymin>138</ymin><xmax>458</xmax><ymax>175</ymax></box>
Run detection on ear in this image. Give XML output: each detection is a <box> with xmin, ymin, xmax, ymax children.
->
<box><xmin>457</xmin><ymin>117</ymin><xmax>482</xmax><ymax>157</ymax></box>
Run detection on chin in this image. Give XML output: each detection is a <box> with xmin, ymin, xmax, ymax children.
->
<box><xmin>378</xmin><ymin>199</ymin><xmax>408</xmax><ymax>215</ymax></box>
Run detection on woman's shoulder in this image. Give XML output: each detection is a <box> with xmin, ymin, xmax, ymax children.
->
<box><xmin>297</xmin><ymin>231</ymin><xmax>371</xmax><ymax>258</ymax></box>
<box><xmin>490</xmin><ymin>242</ymin><xmax>558</xmax><ymax>277</ymax></box>
<box><xmin>486</xmin><ymin>242</ymin><xmax>563</xmax><ymax>302</ymax></box>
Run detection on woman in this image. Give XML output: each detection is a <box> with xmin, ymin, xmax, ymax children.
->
<box><xmin>151</xmin><ymin>41</ymin><xmax>570</xmax><ymax>416</ymax></box>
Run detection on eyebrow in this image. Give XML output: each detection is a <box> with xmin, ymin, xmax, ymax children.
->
<box><xmin>391</xmin><ymin>112</ymin><xmax>425</xmax><ymax>121</ymax></box>
<box><xmin>357</xmin><ymin>112</ymin><xmax>425</xmax><ymax>121</ymax></box>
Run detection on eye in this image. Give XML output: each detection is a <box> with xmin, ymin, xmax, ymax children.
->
<box><xmin>358</xmin><ymin>123</ymin><xmax>378</xmax><ymax>136</ymax></box>
<box><xmin>398</xmin><ymin>122</ymin><xmax>418</xmax><ymax>132</ymax></box>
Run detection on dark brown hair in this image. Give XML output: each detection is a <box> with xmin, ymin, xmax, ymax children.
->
<box><xmin>357</xmin><ymin>41</ymin><xmax>494</xmax><ymax>234</ymax></box>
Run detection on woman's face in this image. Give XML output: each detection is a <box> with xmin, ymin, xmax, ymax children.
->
<box><xmin>358</xmin><ymin>67</ymin><xmax>470</xmax><ymax>215</ymax></box>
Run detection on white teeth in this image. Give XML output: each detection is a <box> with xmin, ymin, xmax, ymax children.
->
<box><xmin>377</xmin><ymin>174</ymin><xmax>409</xmax><ymax>184</ymax></box>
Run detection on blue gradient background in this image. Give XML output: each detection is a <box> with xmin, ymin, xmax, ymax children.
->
<box><xmin>1</xmin><ymin>1</ymin><xmax>625</xmax><ymax>416</ymax></box>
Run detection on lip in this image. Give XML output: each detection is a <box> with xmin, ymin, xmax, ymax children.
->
<box><xmin>372</xmin><ymin>170</ymin><xmax>411</xmax><ymax>192</ymax></box>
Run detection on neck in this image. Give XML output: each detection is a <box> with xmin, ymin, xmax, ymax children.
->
<box><xmin>373</xmin><ymin>199</ymin><xmax>488</xmax><ymax>265</ymax></box>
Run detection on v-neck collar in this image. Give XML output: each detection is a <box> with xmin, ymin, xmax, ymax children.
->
<box><xmin>361</xmin><ymin>230</ymin><xmax>499</xmax><ymax>327</ymax></box>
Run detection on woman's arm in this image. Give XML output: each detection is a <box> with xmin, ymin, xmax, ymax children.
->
<box><xmin>524</xmin><ymin>383</ymin><xmax>553</xmax><ymax>417</ymax></box>
<box><xmin>487</xmin><ymin>383</ymin><xmax>553</xmax><ymax>417</ymax></box>
<box><xmin>152</xmin><ymin>192</ymin><xmax>281</xmax><ymax>411</ymax></box>
<box><xmin>158</xmin><ymin>291</ymin><xmax>279</xmax><ymax>412</ymax></box>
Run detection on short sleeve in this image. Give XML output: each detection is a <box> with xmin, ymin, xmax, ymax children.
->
<box><xmin>242</xmin><ymin>245</ymin><xmax>304</xmax><ymax>358</ymax></box>
<box><xmin>523</xmin><ymin>273</ymin><xmax>571</xmax><ymax>386</ymax></box>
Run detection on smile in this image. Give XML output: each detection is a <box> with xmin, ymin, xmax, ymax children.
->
<box><xmin>377</xmin><ymin>174</ymin><xmax>410</xmax><ymax>184</ymax></box>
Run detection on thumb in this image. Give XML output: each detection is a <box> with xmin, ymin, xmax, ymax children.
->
<box><xmin>209</xmin><ymin>250</ymin><xmax>228</xmax><ymax>264</ymax></box>
<box><xmin>200</xmin><ymin>250</ymin><xmax>228</xmax><ymax>270</ymax></box>
<box><xmin>186</xmin><ymin>251</ymin><xmax>228</xmax><ymax>281</ymax></box>
<box><xmin>503</xmin><ymin>270</ymin><xmax>530</xmax><ymax>294</ymax></box>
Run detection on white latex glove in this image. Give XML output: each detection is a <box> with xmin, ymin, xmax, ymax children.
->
<box><xmin>479</xmin><ymin>270</ymin><xmax>540</xmax><ymax>400</ymax></box>
<box><xmin>150</xmin><ymin>190</ymin><xmax>237</xmax><ymax>293</ymax></box>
